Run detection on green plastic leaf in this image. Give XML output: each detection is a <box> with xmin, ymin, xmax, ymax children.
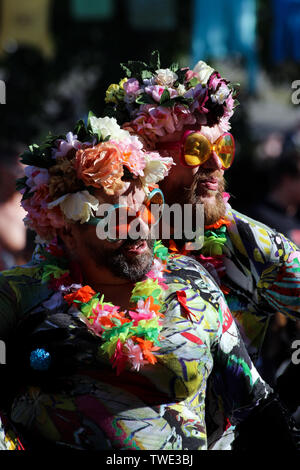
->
<box><xmin>135</xmin><ymin>93</ymin><xmax>156</xmax><ymax>105</ymax></box>
<box><xmin>170</xmin><ymin>62</ymin><xmax>179</xmax><ymax>73</ymax></box>
<box><xmin>141</xmin><ymin>69</ymin><xmax>153</xmax><ymax>80</ymax></box>
<box><xmin>188</xmin><ymin>77</ymin><xmax>200</xmax><ymax>88</ymax></box>
<box><xmin>149</xmin><ymin>50</ymin><xmax>161</xmax><ymax>71</ymax></box>
<box><xmin>16</xmin><ymin>176</ymin><xmax>28</xmax><ymax>191</ymax></box>
<box><xmin>159</xmin><ymin>88</ymin><xmax>171</xmax><ymax>104</ymax></box>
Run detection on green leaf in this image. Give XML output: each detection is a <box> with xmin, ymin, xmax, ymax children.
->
<box><xmin>87</xmin><ymin>110</ymin><xmax>96</xmax><ymax>128</ymax></box>
<box><xmin>170</xmin><ymin>62</ymin><xmax>179</xmax><ymax>73</ymax></box>
<box><xmin>16</xmin><ymin>176</ymin><xmax>28</xmax><ymax>191</ymax></box>
<box><xmin>73</xmin><ymin>119</ymin><xmax>93</xmax><ymax>142</ymax></box>
<box><xmin>135</xmin><ymin>93</ymin><xmax>156</xmax><ymax>105</ymax></box>
<box><xmin>159</xmin><ymin>88</ymin><xmax>171</xmax><ymax>104</ymax></box>
<box><xmin>21</xmin><ymin>190</ymin><xmax>35</xmax><ymax>201</ymax></box>
<box><xmin>149</xmin><ymin>50</ymin><xmax>161</xmax><ymax>71</ymax></box>
<box><xmin>175</xmin><ymin>67</ymin><xmax>189</xmax><ymax>84</ymax></box>
<box><xmin>120</xmin><ymin>63</ymin><xmax>133</xmax><ymax>78</ymax></box>
<box><xmin>188</xmin><ymin>77</ymin><xmax>200</xmax><ymax>88</ymax></box>
<box><xmin>141</xmin><ymin>70</ymin><xmax>153</xmax><ymax>80</ymax></box>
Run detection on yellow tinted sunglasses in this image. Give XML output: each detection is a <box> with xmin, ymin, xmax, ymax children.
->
<box><xmin>157</xmin><ymin>131</ymin><xmax>235</xmax><ymax>170</ymax></box>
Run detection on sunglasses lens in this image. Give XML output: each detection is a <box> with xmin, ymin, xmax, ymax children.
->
<box><xmin>183</xmin><ymin>133</ymin><xmax>211</xmax><ymax>167</ymax></box>
<box><xmin>216</xmin><ymin>134</ymin><xmax>235</xmax><ymax>169</ymax></box>
<box><xmin>141</xmin><ymin>189</ymin><xmax>164</xmax><ymax>226</ymax></box>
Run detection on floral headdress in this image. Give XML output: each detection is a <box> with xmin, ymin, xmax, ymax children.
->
<box><xmin>104</xmin><ymin>51</ymin><xmax>238</xmax><ymax>149</ymax></box>
<box><xmin>17</xmin><ymin>113</ymin><xmax>174</xmax><ymax>241</ymax></box>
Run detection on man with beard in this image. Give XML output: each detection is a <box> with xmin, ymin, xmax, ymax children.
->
<box><xmin>1</xmin><ymin>114</ymin><xmax>287</xmax><ymax>451</ymax></box>
<box><xmin>104</xmin><ymin>52</ymin><xmax>300</xmax><ymax>449</ymax></box>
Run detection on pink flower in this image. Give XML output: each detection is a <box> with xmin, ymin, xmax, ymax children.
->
<box><xmin>146</xmin><ymin>258</ymin><xmax>165</xmax><ymax>279</ymax></box>
<box><xmin>222</xmin><ymin>192</ymin><xmax>231</xmax><ymax>203</ymax></box>
<box><xmin>185</xmin><ymin>69</ymin><xmax>199</xmax><ymax>83</ymax></box>
<box><xmin>128</xmin><ymin>298</ymin><xmax>156</xmax><ymax>324</ymax></box>
<box><xmin>124</xmin><ymin>339</ymin><xmax>145</xmax><ymax>371</ymax></box>
<box><xmin>24</xmin><ymin>166</ymin><xmax>49</xmax><ymax>191</ymax></box>
<box><xmin>22</xmin><ymin>184</ymin><xmax>65</xmax><ymax>239</ymax></box>
<box><xmin>145</xmin><ymin>85</ymin><xmax>166</xmax><ymax>102</ymax></box>
<box><xmin>53</xmin><ymin>132</ymin><xmax>82</xmax><ymax>158</ymax></box>
<box><xmin>184</xmin><ymin>84</ymin><xmax>209</xmax><ymax>114</ymax></box>
<box><xmin>145</xmin><ymin>85</ymin><xmax>178</xmax><ymax>103</ymax></box>
<box><xmin>112</xmin><ymin>137</ymin><xmax>146</xmax><ymax>177</ymax></box>
<box><xmin>123</xmin><ymin>78</ymin><xmax>140</xmax><ymax>95</ymax></box>
<box><xmin>110</xmin><ymin>339</ymin><xmax>128</xmax><ymax>375</ymax></box>
<box><xmin>149</xmin><ymin>106</ymin><xmax>176</xmax><ymax>134</ymax></box>
<box><xmin>172</xmin><ymin>103</ymin><xmax>197</xmax><ymax>130</ymax></box>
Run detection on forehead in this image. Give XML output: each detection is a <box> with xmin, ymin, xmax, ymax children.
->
<box><xmin>94</xmin><ymin>180</ymin><xmax>146</xmax><ymax>206</ymax></box>
<box><xmin>197</xmin><ymin>125</ymin><xmax>223</xmax><ymax>142</ymax></box>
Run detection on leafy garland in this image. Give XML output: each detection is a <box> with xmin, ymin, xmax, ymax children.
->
<box><xmin>40</xmin><ymin>240</ymin><xmax>170</xmax><ymax>375</ymax></box>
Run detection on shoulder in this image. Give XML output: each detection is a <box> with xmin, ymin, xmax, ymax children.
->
<box><xmin>225</xmin><ymin>205</ymin><xmax>298</xmax><ymax>263</ymax></box>
<box><xmin>0</xmin><ymin>262</ymin><xmax>51</xmax><ymax>339</ymax></box>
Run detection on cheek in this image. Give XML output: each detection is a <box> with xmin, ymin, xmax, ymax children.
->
<box><xmin>165</xmin><ymin>163</ymin><xmax>195</xmax><ymax>188</ymax></box>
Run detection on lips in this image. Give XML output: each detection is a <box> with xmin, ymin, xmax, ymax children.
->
<box><xmin>197</xmin><ymin>177</ymin><xmax>219</xmax><ymax>192</ymax></box>
<box><xmin>123</xmin><ymin>239</ymin><xmax>148</xmax><ymax>256</ymax></box>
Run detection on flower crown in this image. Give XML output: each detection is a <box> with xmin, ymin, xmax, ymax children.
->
<box><xmin>17</xmin><ymin>113</ymin><xmax>174</xmax><ymax>241</ymax></box>
<box><xmin>104</xmin><ymin>51</ymin><xmax>238</xmax><ymax>149</ymax></box>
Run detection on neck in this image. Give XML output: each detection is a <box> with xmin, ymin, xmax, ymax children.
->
<box><xmin>71</xmin><ymin>254</ymin><xmax>136</xmax><ymax>310</ymax></box>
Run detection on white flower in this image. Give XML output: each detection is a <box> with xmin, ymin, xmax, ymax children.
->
<box><xmin>155</xmin><ymin>68</ymin><xmax>178</xmax><ymax>87</ymax></box>
<box><xmin>210</xmin><ymin>84</ymin><xmax>230</xmax><ymax>104</ymax></box>
<box><xmin>140</xmin><ymin>153</ymin><xmax>174</xmax><ymax>187</ymax></box>
<box><xmin>193</xmin><ymin>60</ymin><xmax>214</xmax><ymax>85</ymax></box>
<box><xmin>48</xmin><ymin>190</ymin><xmax>99</xmax><ymax>224</ymax></box>
<box><xmin>24</xmin><ymin>166</ymin><xmax>49</xmax><ymax>191</ymax></box>
<box><xmin>89</xmin><ymin>116</ymin><xmax>130</xmax><ymax>141</ymax></box>
<box><xmin>176</xmin><ymin>83</ymin><xmax>187</xmax><ymax>96</ymax></box>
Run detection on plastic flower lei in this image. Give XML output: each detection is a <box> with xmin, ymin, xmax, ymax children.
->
<box><xmin>17</xmin><ymin>112</ymin><xmax>173</xmax><ymax>241</ymax></box>
<box><xmin>38</xmin><ymin>240</ymin><xmax>170</xmax><ymax>375</ymax></box>
<box><xmin>104</xmin><ymin>51</ymin><xmax>239</xmax><ymax>149</ymax></box>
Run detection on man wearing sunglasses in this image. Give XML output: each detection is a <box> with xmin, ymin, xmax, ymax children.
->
<box><xmin>105</xmin><ymin>53</ymin><xmax>300</xmax><ymax>449</ymax></box>
<box><xmin>1</xmin><ymin>114</ymin><xmax>286</xmax><ymax>451</ymax></box>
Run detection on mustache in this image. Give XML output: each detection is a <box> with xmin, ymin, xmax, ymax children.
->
<box><xmin>119</xmin><ymin>236</ymin><xmax>153</xmax><ymax>250</ymax></box>
<box><xmin>194</xmin><ymin>169</ymin><xmax>223</xmax><ymax>181</ymax></box>
<box><xmin>191</xmin><ymin>170</ymin><xmax>225</xmax><ymax>191</ymax></box>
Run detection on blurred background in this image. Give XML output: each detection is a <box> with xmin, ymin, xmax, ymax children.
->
<box><xmin>0</xmin><ymin>0</ymin><xmax>300</xmax><ymax>391</ymax></box>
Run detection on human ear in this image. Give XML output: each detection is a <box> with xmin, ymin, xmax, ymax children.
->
<box><xmin>57</xmin><ymin>224</ymin><xmax>78</xmax><ymax>255</ymax></box>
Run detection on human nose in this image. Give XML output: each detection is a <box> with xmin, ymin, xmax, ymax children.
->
<box><xmin>128</xmin><ymin>213</ymin><xmax>151</xmax><ymax>239</ymax></box>
<box><xmin>201</xmin><ymin>150</ymin><xmax>223</xmax><ymax>171</ymax></box>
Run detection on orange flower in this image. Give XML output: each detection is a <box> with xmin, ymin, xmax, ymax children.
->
<box><xmin>204</xmin><ymin>217</ymin><xmax>230</xmax><ymax>230</ymax></box>
<box><xmin>134</xmin><ymin>337</ymin><xmax>160</xmax><ymax>364</ymax></box>
<box><xmin>64</xmin><ymin>285</ymin><xmax>96</xmax><ymax>305</ymax></box>
<box><xmin>75</xmin><ymin>142</ymin><xmax>124</xmax><ymax>195</ymax></box>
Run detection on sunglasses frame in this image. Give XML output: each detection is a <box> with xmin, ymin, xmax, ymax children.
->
<box><xmin>86</xmin><ymin>188</ymin><xmax>165</xmax><ymax>229</ymax></box>
<box><xmin>156</xmin><ymin>130</ymin><xmax>235</xmax><ymax>171</ymax></box>
<box><xmin>180</xmin><ymin>130</ymin><xmax>235</xmax><ymax>170</ymax></box>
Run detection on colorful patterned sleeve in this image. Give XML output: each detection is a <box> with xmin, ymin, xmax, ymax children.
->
<box><xmin>171</xmin><ymin>256</ymin><xmax>272</xmax><ymax>442</ymax></box>
<box><xmin>227</xmin><ymin>208</ymin><xmax>300</xmax><ymax>320</ymax></box>
<box><xmin>211</xmin><ymin>296</ymin><xmax>272</xmax><ymax>424</ymax></box>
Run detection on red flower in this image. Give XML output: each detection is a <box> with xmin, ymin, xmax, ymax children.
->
<box><xmin>64</xmin><ymin>285</ymin><xmax>96</xmax><ymax>305</ymax></box>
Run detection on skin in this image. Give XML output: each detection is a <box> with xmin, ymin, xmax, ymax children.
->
<box><xmin>58</xmin><ymin>180</ymin><xmax>153</xmax><ymax>310</ymax></box>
